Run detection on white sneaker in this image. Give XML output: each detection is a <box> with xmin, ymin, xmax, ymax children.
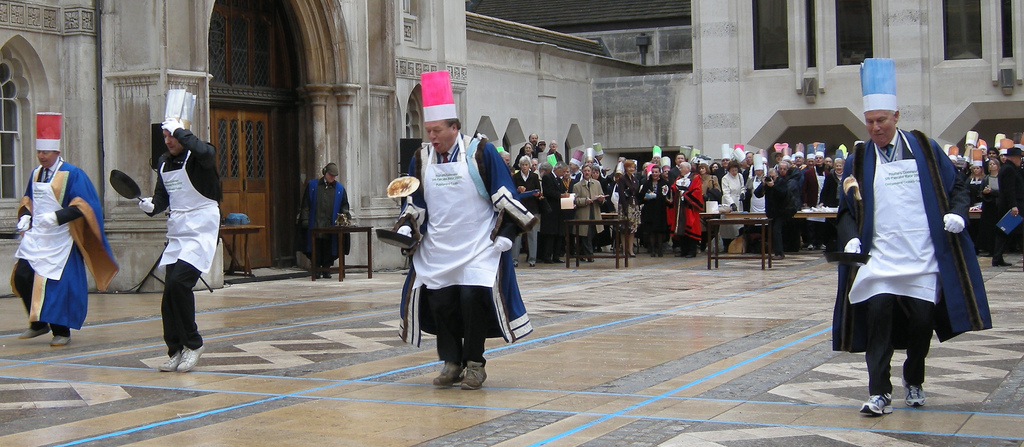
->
<box><xmin>860</xmin><ymin>393</ymin><xmax>893</xmax><ymax>416</ymax></box>
<box><xmin>159</xmin><ymin>351</ymin><xmax>183</xmax><ymax>372</ymax></box>
<box><xmin>905</xmin><ymin>384</ymin><xmax>926</xmax><ymax>407</ymax></box>
<box><xmin>176</xmin><ymin>345</ymin><xmax>205</xmax><ymax>372</ymax></box>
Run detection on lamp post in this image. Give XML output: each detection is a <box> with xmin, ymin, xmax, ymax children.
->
<box><xmin>636</xmin><ymin>33</ymin><xmax>651</xmax><ymax>65</ymax></box>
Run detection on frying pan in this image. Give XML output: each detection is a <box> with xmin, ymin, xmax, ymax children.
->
<box><xmin>109</xmin><ymin>169</ymin><xmax>142</xmax><ymax>200</ymax></box>
<box><xmin>824</xmin><ymin>251</ymin><xmax>871</xmax><ymax>266</ymax></box>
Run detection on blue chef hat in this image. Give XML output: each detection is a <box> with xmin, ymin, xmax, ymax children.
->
<box><xmin>861</xmin><ymin>58</ymin><xmax>897</xmax><ymax>112</ymax></box>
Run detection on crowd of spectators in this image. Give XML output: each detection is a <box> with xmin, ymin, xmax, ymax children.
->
<box><xmin>498</xmin><ymin>132</ymin><xmax>1023</xmax><ymax>265</ymax></box>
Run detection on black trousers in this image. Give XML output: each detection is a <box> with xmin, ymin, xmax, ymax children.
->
<box><xmin>13</xmin><ymin>259</ymin><xmax>70</xmax><ymax>337</ymax></box>
<box><xmin>425</xmin><ymin>285</ymin><xmax>491</xmax><ymax>367</ymax></box>
<box><xmin>771</xmin><ymin>217</ymin><xmax>787</xmax><ymax>256</ymax></box>
<box><xmin>864</xmin><ymin>294</ymin><xmax>935</xmax><ymax>396</ymax></box>
<box><xmin>991</xmin><ymin>227</ymin><xmax>1019</xmax><ymax>264</ymax></box>
<box><xmin>539</xmin><ymin>233</ymin><xmax>559</xmax><ymax>262</ymax></box>
<box><xmin>312</xmin><ymin>237</ymin><xmax>338</xmax><ymax>269</ymax></box>
<box><xmin>162</xmin><ymin>260</ymin><xmax>204</xmax><ymax>357</ymax></box>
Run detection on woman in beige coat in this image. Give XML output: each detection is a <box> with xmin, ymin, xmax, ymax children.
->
<box><xmin>573</xmin><ymin>165</ymin><xmax>605</xmax><ymax>261</ymax></box>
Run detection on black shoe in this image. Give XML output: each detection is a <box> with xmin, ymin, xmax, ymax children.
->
<box><xmin>552</xmin><ymin>258</ymin><xmax>563</xmax><ymax>263</ymax></box>
<box><xmin>322</xmin><ymin>272</ymin><xmax>332</xmax><ymax>279</ymax></box>
<box><xmin>993</xmin><ymin>261</ymin><xmax>1013</xmax><ymax>267</ymax></box>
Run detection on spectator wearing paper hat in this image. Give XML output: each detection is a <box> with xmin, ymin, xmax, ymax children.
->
<box><xmin>568</xmin><ymin>149</ymin><xmax>584</xmax><ymax>182</ymax></box>
<box><xmin>772</xmin><ymin>143</ymin><xmax>789</xmax><ymax>167</ymax></box>
<box><xmin>394</xmin><ymin>70</ymin><xmax>534</xmax><ymax>391</ymax></box>
<box><xmin>12</xmin><ymin>113</ymin><xmax>118</xmax><ymax>348</ymax></box>
<box><xmin>833</xmin><ymin>58</ymin><xmax>990</xmax><ymax>417</ymax></box>
<box><xmin>799</xmin><ymin>146</ymin><xmax>828</xmax><ymax>250</ymax></box>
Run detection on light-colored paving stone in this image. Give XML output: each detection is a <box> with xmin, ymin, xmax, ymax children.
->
<box><xmin>0</xmin><ymin>252</ymin><xmax>1022</xmax><ymax>446</ymax></box>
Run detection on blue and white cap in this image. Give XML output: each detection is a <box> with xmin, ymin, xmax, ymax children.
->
<box><xmin>861</xmin><ymin>58</ymin><xmax>897</xmax><ymax>112</ymax></box>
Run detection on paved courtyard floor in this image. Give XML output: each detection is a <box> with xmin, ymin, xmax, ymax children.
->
<box><xmin>1</xmin><ymin>252</ymin><xmax>1023</xmax><ymax>446</ymax></box>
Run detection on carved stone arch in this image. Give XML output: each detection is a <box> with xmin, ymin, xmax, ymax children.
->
<box><xmin>405</xmin><ymin>84</ymin><xmax>422</xmax><ymax>139</ymax></box>
<box><xmin>1</xmin><ymin>35</ymin><xmax>53</xmax><ymax>191</ymax></box>
<box><xmin>283</xmin><ymin>0</ymin><xmax>349</xmax><ymax>85</ymax></box>
<box><xmin>0</xmin><ymin>35</ymin><xmax>52</xmax><ymax>110</ymax></box>
<box><xmin>205</xmin><ymin>0</ymin><xmax>348</xmax><ymax>85</ymax></box>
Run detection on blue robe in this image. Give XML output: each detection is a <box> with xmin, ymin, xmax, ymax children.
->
<box><xmin>13</xmin><ymin>163</ymin><xmax>118</xmax><ymax>330</ymax></box>
<box><xmin>398</xmin><ymin>137</ymin><xmax>532</xmax><ymax>346</ymax></box>
<box><xmin>833</xmin><ymin>129</ymin><xmax>991</xmax><ymax>352</ymax></box>
<box><xmin>303</xmin><ymin>178</ymin><xmax>350</xmax><ymax>256</ymax></box>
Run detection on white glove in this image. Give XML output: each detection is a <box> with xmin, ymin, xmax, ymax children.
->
<box><xmin>16</xmin><ymin>215</ymin><xmax>31</xmax><ymax>232</ymax></box>
<box><xmin>492</xmin><ymin>236</ymin><xmax>512</xmax><ymax>253</ymax></box>
<box><xmin>161</xmin><ymin>118</ymin><xmax>183</xmax><ymax>135</ymax></box>
<box><xmin>844</xmin><ymin>237</ymin><xmax>861</xmax><ymax>254</ymax></box>
<box><xmin>397</xmin><ymin>225</ymin><xmax>413</xmax><ymax>237</ymax></box>
<box><xmin>943</xmin><ymin>213</ymin><xmax>965</xmax><ymax>233</ymax></box>
<box><xmin>37</xmin><ymin>212</ymin><xmax>59</xmax><ymax>229</ymax></box>
<box><xmin>139</xmin><ymin>197</ymin><xmax>155</xmax><ymax>213</ymax></box>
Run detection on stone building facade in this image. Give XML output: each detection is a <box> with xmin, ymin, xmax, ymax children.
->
<box><xmin>2</xmin><ymin>1</ymin><xmax>1022</xmax><ymax>290</ymax></box>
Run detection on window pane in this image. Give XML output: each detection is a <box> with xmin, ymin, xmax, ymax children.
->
<box><xmin>217</xmin><ymin>118</ymin><xmax>228</xmax><ymax>177</ymax></box>
<box><xmin>836</xmin><ymin>0</ymin><xmax>872</xmax><ymax>65</ymax></box>
<box><xmin>209</xmin><ymin>11</ymin><xmax>227</xmax><ymax>84</ymax></box>
<box><xmin>753</xmin><ymin>0</ymin><xmax>789</xmax><ymax>70</ymax></box>
<box><xmin>806</xmin><ymin>0</ymin><xmax>816</xmax><ymax>68</ymax></box>
<box><xmin>230</xmin><ymin>119</ymin><xmax>239</xmax><ymax>177</ymax></box>
<box><xmin>255</xmin><ymin>121</ymin><xmax>265</xmax><ymax>178</ymax></box>
<box><xmin>245</xmin><ymin>120</ymin><xmax>254</xmax><ymax>178</ymax></box>
<box><xmin>3</xmin><ymin>100</ymin><xmax>16</xmax><ymax>131</ymax></box>
<box><xmin>253</xmin><ymin>20</ymin><xmax>271</xmax><ymax>86</ymax></box>
<box><xmin>1003</xmin><ymin>0</ymin><xmax>1013</xmax><ymax>58</ymax></box>
<box><xmin>2</xmin><ymin>81</ymin><xmax>14</xmax><ymax>99</ymax></box>
<box><xmin>944</xmin><ymin>0</ymin><xmax>982</xmax><ymax>60</ymax></box>
<box><xmin>231</xmin><ymin>16</ymin><xmax>250</xmax><ymax>85</ymax></box>
<box><xmin>2</xmin><ymin>166</ymin><xmax>14</xmax><ymax>198</ymax></box>
<box><xmin>0</xmin><ymin>63</ymin><xmax>8</xmax><ymax>83</ymax></box>
<box><xmin>1</xmin><ymin>133</ymin><xmax>14</xmax><ymax>164</ymax></box>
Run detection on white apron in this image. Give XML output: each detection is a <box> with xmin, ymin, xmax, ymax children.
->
<box><xmin>849</xmin><ymin>136</ymin><xmax>939</xmax><ymax>304</ymax></box>
<box><xmin>808</xmin><ymin>169</ymin><xmax>827</xmax><ymax>222</ymax></box>
<box><xmin>159</xmin><ymin>151</ymin><xmax>221</xmax><ymax>274</ymax></box>
<box><xmin>412</xmin><ymin>138</ymin><xmax>500</xmax><ymax>290</ymax></box>
<box><xmin>15</xmin><ymin>167</ymin><xmax>74</xmax><ymax>280</ymax></box>
<box><xmin>749</xmin><ymin>177</ymin><xmax>766</xmax><ymax>213</ymax></box>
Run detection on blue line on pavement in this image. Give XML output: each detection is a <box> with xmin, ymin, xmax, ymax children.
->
<box><xmin>527</xmin><ymin>326</ymin><xmax>833</xmax><ymax>447</ymax></box>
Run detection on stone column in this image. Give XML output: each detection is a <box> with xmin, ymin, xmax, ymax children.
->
<box><xmin>692</xmin><ymin>1</ymin><xmax>741</xmax><ymax>149</ymax></box>
<box><xmin>304</xmin><ymin>84</ymin><xmax>332</xmax><ymax>174</ymax></box>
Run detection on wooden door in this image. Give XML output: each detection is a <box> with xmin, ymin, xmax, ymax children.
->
<box><xmin>212</xmin><ymin>108</ymin><xmax>271</xmax><ymax>268</ymax></box>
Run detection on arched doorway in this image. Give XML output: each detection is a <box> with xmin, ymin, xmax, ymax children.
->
<box><xmin>208</xmin><ymin>0</ymin><xmax>301</xmax><ymax>267</ymax></box>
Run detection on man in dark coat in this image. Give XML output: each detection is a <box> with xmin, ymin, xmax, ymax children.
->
<box><xmin>754</xmin><ymin>161</ymin><xmax>795</xmax><ymax>260</ymax></box>
<box><xmin>834</xmin><ymin>58</ymin><xmax>990</xmax><ymax>417</ymax></box>
<box><xmin>299</xmin><ymin>162</ymin><xmax>351</xmax><ymax>278</ymax></box>
<box><xmin>991</xmin><ymin>145</ymin><xmax>1024</xmax><ymax>266</ymax></box>
<box><xmin>539</xmin><ymin>162</ymin><xmax>567</xmax><ymax>263</ymax></box>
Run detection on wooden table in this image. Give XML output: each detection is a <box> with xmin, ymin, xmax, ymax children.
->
<box><xmin>564</xmin><ymin>218</ymin><xmax>629</xmax><ymax>268</ymax></box>
<box><xmin>705</xmin><ymin>217</ymin><xmax>772</xmax><ymax>270</ymax></box>
<box><xmin>219</xmin><ymin>224</ymin><xmax>264</xmax><ymax>277</ymax></box>
<box><xmin>310</xmin><ymin>226</ymin><xmax>373</xmax><ymax>282</ymax></box>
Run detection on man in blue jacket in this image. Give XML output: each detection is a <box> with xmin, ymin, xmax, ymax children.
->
<box><xmin>300</xmin><ymin>162</ymin><xmax>350</xmax><ymax>278</ymax></box>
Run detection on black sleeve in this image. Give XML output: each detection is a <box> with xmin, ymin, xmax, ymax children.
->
<box><xmin>55</xmin><ymin>205</ymin><xmax>84</xmax><ymax>225</ymax></box>
<box><xmin>150</xmin><ymin>160</ymin><xmax>170</xmax><ymax>216</ymax></box>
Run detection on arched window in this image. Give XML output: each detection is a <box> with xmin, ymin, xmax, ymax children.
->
<box><xmin>0</xmin><ymin>61</ymin><xmax>19</xmax><ymax>198</ymax></box>
<box><xmin>209</xmin><ymin>0</ymin><xmax>277</xmax><ymax>88</ymax></box>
